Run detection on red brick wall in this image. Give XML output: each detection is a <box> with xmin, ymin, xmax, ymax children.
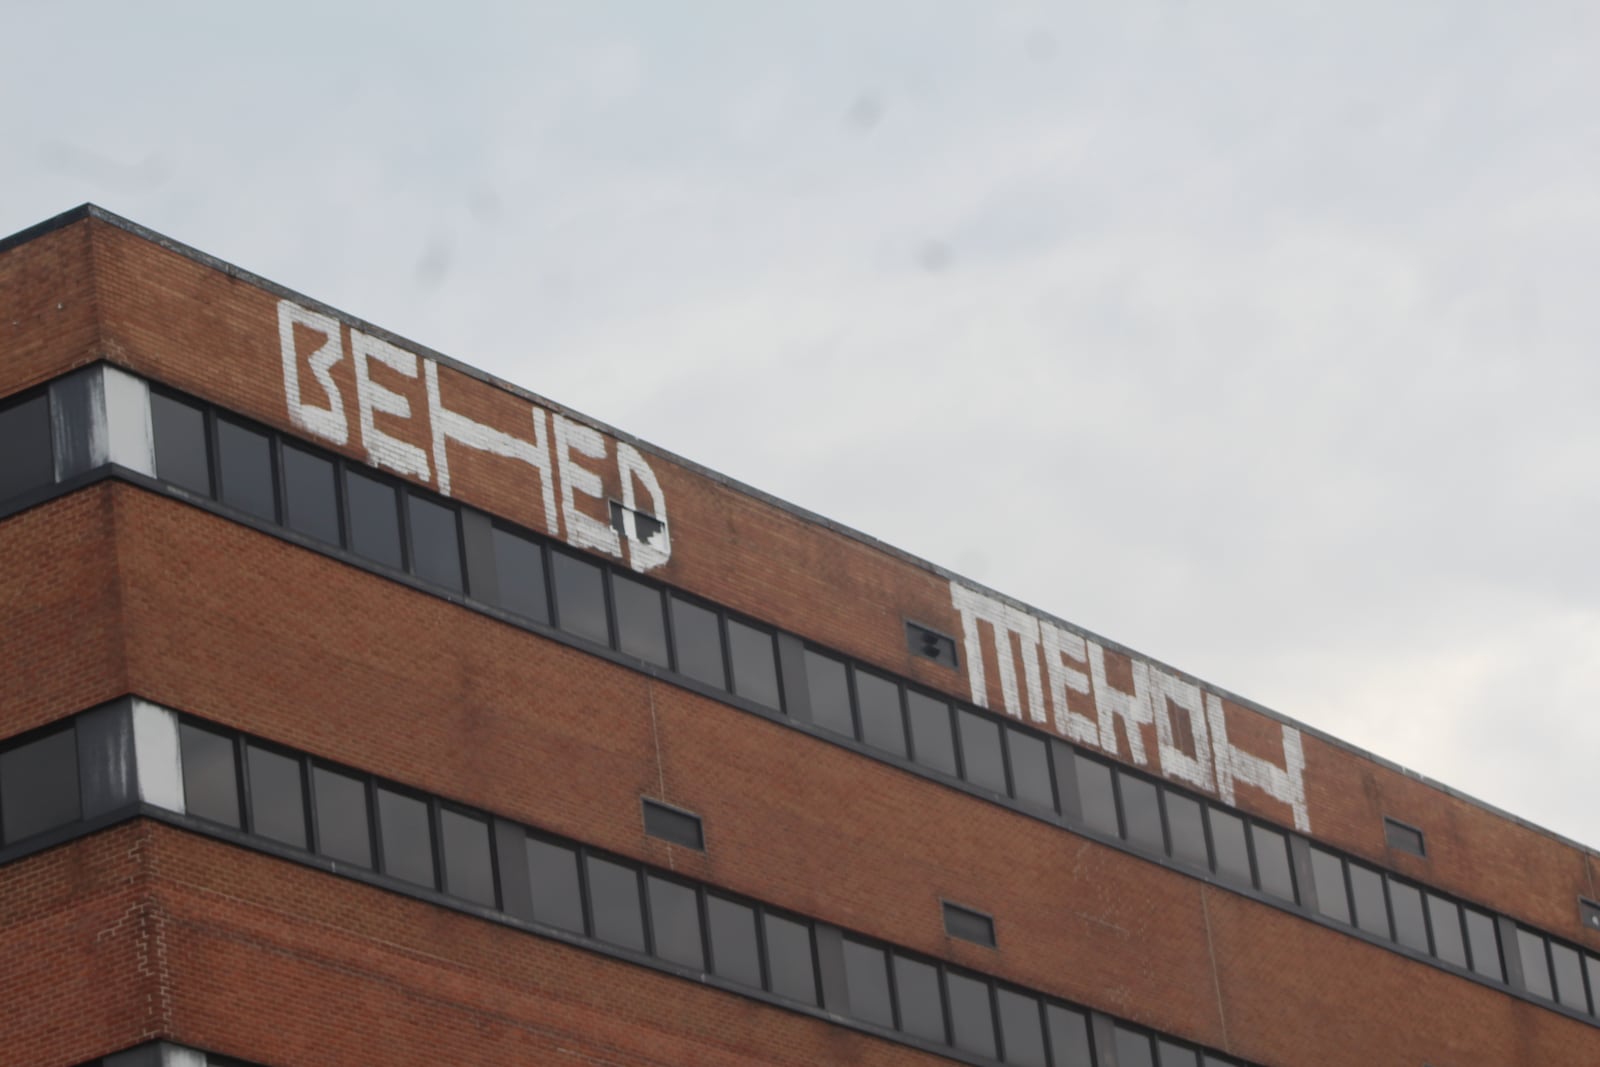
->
<box><xmin>0</xmin><ymin>218</ymin><xmax>103</xmax><ymax>397</ymax></box>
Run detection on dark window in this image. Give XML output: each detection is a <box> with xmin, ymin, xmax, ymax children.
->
<box><xmin>440</xmin><ymin>807</ymin><xmax>496</xmax><ymax>907</ymax></box>
<box><xmin>0</xmin><ymin>726</ymin><xmax>80</xmax><ymax>843</ymax></box>
<box><xmin>1045</xmin><ymin>1004</ymin><xmax>1096</xmax><ymax>1067</ymax></box>
<box><xmin>893</xmin><ymin>954</ymin><xmax>946</xmax><ymax>1042</ymax></box>
<box><xmin>1250</xmin><ymin>824</ymin><xmax>1295</xmax><ymax>902</ymax></box>
<box><xmin>906</xmin><ymin>690</ymin><xmax>958</xmax><ymax>776</ymax></box>
<box><xmin>727</xmin><ymin>619</ymin><xmax>782</xmax><ymax>711</ymax></box>
<box><xmin>905</xmin><ymin>620</ymin><xmax>959</xmax><ymax>668</ymax></box>
<box><xmin>855</xmin><ymin>669</ymin><xmax>907</xmax><ymax>757</ymax></box>
<box><xmin>281</xmin><ymin>444</ymin><xmax>341</xmax><ymax>545</ymax></box>
<box><xmin>526</xmin><ymin>837</ymin><xmax>585</xmax><ymax>934</ymax></box>
<box><xmin>1464</xmin><ymin>906</ymin><xmax>1504</xmax><ymax>981</ymax></box>
<box><xmin>996</xmin><ymin>988</ymin><xmax>1048</xmax><ymax>1067</ymax></box>
<box><xmin>1550</xmin><ymin>940</ymin><xmax>1587</xmax><ymax>1012</ymax></box>
<box><xmin>1383</xmin><ymin>817</ymin><xmax>1426</xmax><ymax>857</ymax></box>
<box><xmin>1582</xmin><ymin>898</ymin><xmax>1600</xmax><ymax>935</ymax></box>
<box><xmin>245</xmin><ymin>743</ymin><xmax>306</xmax><ymax>850</ymax></box>
<box><xmin>670</xmin><ymin>596</ymin><xmax>726</xmax><ymax>689</ymax></box>
<box><xmin>215</xmin><ymin>417</ymin><xmax>277</xmax><ymax>521</ymax></box>
<box><xmin>1515</xmin><ymin>929</ymin><xmax>1552</xmax><ymax>1000</ymax></box>
<box><xmin>843</xmin><ymin>938</ymin><xmax>894</xmax><ymax>1027</ymax></box>
<box><xmin>706</xmin><ymin>894</ymin><xmax>762</xmax><ymax>988</ymax></box>
<box><xmin>1348</xmin><ymin>862</ymin><xmax>1391</xmax><ymax>940</ymax></box>
<box><xmin>1165</xmin><ymin>792</ymin><xmax>1209</xmax><ymax>871</ymax></box>
<box><xmin>586</xmin><ymin>855</ymin><xmax>646</xmax><ymax>952</ymax></box>
<box><xmin>551</xmin><ymin>550</ymin><xmax>610</xmax><ymax>646</ymax></box>
<box><xmin>958</xmin><ymin>709</ymin><xmax>1007</xmax><ymax>795</ymax></box>
<box><xmin>1587</xmin><ymin>955</ymin><xmax>1600</xmax><ymax>1017</ymax></box>
<box><xmin>489</xmin><ymin>526</ymin><xmax>549</xmax><ymax>624</ymax></box>
<box><xmin>149</xmin><ymin>391</ymin><xmax>211</xmax><ymax>496</ymax></box>
<box><xmin>1426</xmin><ymin>894</ymin><xmax>1467</xmax><ymax>968</ymax></box>
<box><xmin>1209</xmin><ymin>808</ymin><xmax>1251</xmax><ymax>886</ymax></box>
<box><xmin>612</xmin><ymin>573</ymin><xmax>669</xmax><ymax>667</ymax></box>
<box><xmin>1158</xmin><ymin>1039</ymin><xmax>1201</xmax><ymax>1067</ymax></box>
<box><xmin>642</xmin><ymin>799</ymin><xmax>703</xmax><ymax>850</ymax></box>
<box><xmin>1117</xmin><ymin>773</ymin><xmax>1164</xmax><ymax>854</ymax></box>
<box><xmin>376</xmin><ymin>786</ymin><xmax>436</xmax><ymax>889</ymax></box>
<box><xmin>178</xmin><ymin>722</ymin><xmax>240</xmax><ymax>828</ymax></box>
<box><xmin>0</xmin><ymin>392</ymin><xmax>53</xmax><ymax>500</ymax></box>
<box><xmin>1114</xmin><ymin>1025</ymin><xmax>1156</xmax><ymax>1067</ymax></box>
<box><xmin>407</xmin><ymin>493</ymin><xmax>463</xmax><ymax>592</ymax></box>
<box><xmin>1006</xmin><ymin>729</ymin><xmax>1054</xmax><ymax>812</ymax></box>
<box><xmin>763</xmin><ymin>912</ymin><xmax>818</xmax><ymax>1004</ymax></box>
<box><xmin>311</xmin><ymin>765</ymin><xmax>371</xmax><ymax>868</ymax></box>
<box><xmin>1388</xmin><ymin>880</ymin><xmax>1429</xmax><ymax>954</ymax></box>
<box><xmin>345</xmin><ymin>469</ymin><xmax>404</xmax><ymax>570</ymax></box>
<box><xmin>803</xmin><ymin>650</ymin><xmax>855</xmax><ymax>738</ymax></box>
<box><xmin>946</xmin><ymin>970</ymin><xmax>997</xmax><ymax>1059</ymax></box>
<box><xmin>646</xmin><ymin>875</ymin><xmax>704</xmax><ymax>971</ymax></box>
<box><xmin>943</xmin><ymin>902</ymin><xmax>996</xmax><ymax>948</ymax></box>
<box><xmin>1075</xmin><ymin>755</ymin><xmax>1120</xmax><ymax>837</ymax></box>
<box><xmin>1310</xmin><ymin>847</ymin><xmax>1350</xmax><ymax>924</ymax></box>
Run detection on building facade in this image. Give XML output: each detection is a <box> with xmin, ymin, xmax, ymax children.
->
<box><xmin>2</xmin><ymin>205</ymin><xmax>1598</xmax><ymax>1067</ymax></box>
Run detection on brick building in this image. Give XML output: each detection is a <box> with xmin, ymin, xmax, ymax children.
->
<box><xmin>2</xmin><ymin>205</ymin><xmax>1598</xmax><ymax>1067</ymax></box>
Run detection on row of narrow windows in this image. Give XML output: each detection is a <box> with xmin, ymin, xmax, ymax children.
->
<box><xmin>5</xmin><ymin>376</ymin><xmax>1600</xmax><ymax>1026</ymax></box>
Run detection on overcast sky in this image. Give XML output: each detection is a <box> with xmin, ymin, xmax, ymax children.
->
<box><xmin>6</xmin><ymin>2</ymin><xmax>1599</xmax><ymax>849</ymax></box>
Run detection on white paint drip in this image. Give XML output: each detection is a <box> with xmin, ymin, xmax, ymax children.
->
<box><xmin>130</xmin><ymin>699</ymin><xmax>185</xmax><ymax>814</ymax></box>
<box><xmin>351</xmin><ymin>329</ymin><xmax>431</xmax><ymax>480</ymax></box>
<box><xmin>277</xmin><ymin>301</ymin><xmax>349</xmax><ymax>445</ymax></box>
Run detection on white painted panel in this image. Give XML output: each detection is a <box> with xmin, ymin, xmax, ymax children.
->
<box><xmin>102</xmin><ymin>364</ymin><xmax>156</xmax><ymax>475</ymax></box>
<box><xmin>131</xmin><ymin>699</ymin><xmax>186</xmax><ymax>814</ymax></box>
<box><xmin>163</xmin><ymin>1045</ymin><xmax>209</xmax><ymax>1067</ymax></box>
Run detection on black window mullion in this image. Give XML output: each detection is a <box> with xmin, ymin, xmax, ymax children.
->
<box><xmin>598</xmin><ymin>567</ymin><xmax>620</xmax><ymax>651</ymax></box>
<box><xmin>396</xmin><ymin>482</ymin><xmax>414</xmax><ymax>574</ymax></box>
<box><xmin>715</xmin><ymin>611</ymin><xmax>732</xmax><ymax>691</ymax></box>
<box><xmin>935</xmin><ymin>962</ymin><xmax>953</xmax><ymax>1047</ymax></box>
<box><xmin>843</xmin><ymin>665</ymin><xmax>866</xmax><ymax>744</ymax></box>
<box><xmin>428</xmin><ymin>798</ymin><xmax>444</xmax><ymax>892</ymax></box>
<box><xmin>1381</xmin><ymin>876</ymin><xmax>1400</xmax><ymax>947</ymax></box>
<box><xmin>637</xmin><ymin>865</ymin><xmax>655</xmax><ymax>956</ymax></box>
<box><xmin>987</xmin><ymin>980</ymin><xmax>1005</xmax><ymax>1063</ymax></box>
<box><xmin>202</xmin><ymin>407</ymin><xmax>220</xmax><ymax>498</ymax></box>
<box><xmin>301</xmin><ymin>752</ymin><xmax>321</xmax><ymax>854</ymax></box>
<box><xmin>754</xmin><ymin>905</ymin><xmax>774</xmax><ymax>993</ymax></box>
<box><xmin>575</xmin><ymin>845</ymin><xmax>596</xmax><ymax>938</ymax></box>
<box><xmin>237</xmin><ymin>732</ymin><xmax>257</xmax><ymax>835</ymax></box>
<box><xmin>1156</xmin><ymin>784</ymin><xmax>1173</xmax><ymax>858</ymax></box>
<box><xmin>1241</xmin><ymin>818</ymin><xmax>1261</xmax><ymax>891</ymax></box>
<box><xmin>334</xmin><ymin>458</ymin><xmax>354</xmax><ymax>551</ymax></box>
<box><xmin>996</xmin><ymin>717</ymin><xmax>1016</xmax><ymax>801</ymax></box>
<box><xmin>1200</xmin><ymin>802</ymin><xmax>1218</xmax><ymax>875</ymax></box>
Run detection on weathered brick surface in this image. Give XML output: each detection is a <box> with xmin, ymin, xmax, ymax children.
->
<box><xmin>0</xmin><ymin>217</ymin><xmax>103</xmax><ymax>396</ymax></box>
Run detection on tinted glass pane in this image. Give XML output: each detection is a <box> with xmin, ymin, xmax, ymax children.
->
<box><xmin>1006</xmin><ymin>730</ymin><xmax>1054</xmax><ymax>812</ymax></box>
<box><xmin>642</xmin><ymin>801</ymin><xmax>703</xmax><ymax>850</ymax></box>
<box><xmin>1550</xmin><ymin>940</ymin><xmax>1587</xmax><ymax>1012</ymax></box>
<box><xmin>958</xmin><ymin>709</ymin><xmax>1007</xmax><ymax>794</ymax></box>
<box><xmin>552</xmin><ymin>551</ymin><xmax>609</xmax><ymax>645</ymax></box>
<box><xmin>804</xmin><ymin>650</ymin><xmax>855</xmax><ymax>737</ymax></box>
<box><xmin>671</xmin><ymin>597</ymin><xmax>726</xmax><ymax>688</ymax></box>
<box><xmin>1465</xmin><ymin>907</ymin><xmax>1504</xmax><ymax>981</ymax></box>
<box><xmin>1250</xmin><ymin>824</ymin><xmax>1295</xmax><ymax>902</ymax></box>
<box><xmin>1210</xmin><ymin>809</ymin><xmax>1251</xmax><ymax>886</ymax></box>
<box><xmin>1348</xmin><ymin>863</ymin><xmax>1391</xmax><ymax>939</ymax></box>
<box><xmin>612</xmin><ymin>573</ymin><xmax>669</xmax><ymax>667</ymax></box>
<box><xmin>377</xmin><ymin>787</ymin><xmax>435</xmax><ymax>889</ymax></box>
<box><xmin>440</xmin><ymin>808</ymin><xmax>496</xmax><ymax>907</ymax></box>
<box><xmin>856</xmin><ymin>670</ymin><xmax>907</xmax><ymax>757</ymax></box>
<box><xmin>216</xmin><ymin>417</ymin><xmax>276</xmax><ymax>521</ymax></box>
<box><xmin>586</xmin><ymin>856</ymin><xmax>646</xmax><ymax>952</ymax></box>
<box><xmin>1165</xmin><ymin>792</ymin><xmax>1209</xmax><ymax>870</ymax></box>
<box><xmin>149</xmin><ymin>392</ymin><xmax>211</xmax><ymax>496</ymax></box>
<box><xmin>311</xmin><ymin>765</ymin><xmax>370</xmax><ymax>868</ymax></box>
<box><xmin>1114</xmin><ymin>1026</ymin><xmax>1156</xmax><ymax>1067</ymax></box>
<box><xmin>179</xmin><ymin>723</ymin><xmax>240</xmax><ymax>828</ymax></box>
<box><xmin>345</xmin><ymin>469</ymin><xmax>403</xmax><ymax>569</ymax></box>
<box><xmin>1518</xmin><ymin>930</ymin><xmax>1553</xmax><ymax>999</ymax></box>
<box><xmin>527</xmin><ymin>837</ymin><xmax>585</xmax><ymax>933</ymax></box>
<box><xmin>1388</xmin><ymin>880</ymin><xmax>1429</xmax><ymax>953</ymax></box>
<box><xmin>764</xmin><ymin>913</ymin><xmax>818</xmax><ymax>1004</ymax></box>
<box><xmin>1426</xmin><ymin>894</ymin><xmax>1467</xmax><ymax>967</ymax></box>
<box><xmin>906</xmin><ymin>690</ymin><xmax>957</xmax><ymax>776</ymax></box>
<box><xmin>728</xmin><ymin>619</ymin><xmax>782</xmax><ymax>710</ymax></box>
<box><xmin>843</xmin><ymin>938</ymin><xmax>894</xmax><ymax>1027</ymax></box>
<box><xmin>1118</xmin><ymin>773</ymin><xmax>1163</xmax><ymax>853</ymax></box>
<box><xmin>407</xmin><ymin>493</ymin><xmax>463</xmax><ymax>591</ymax></box>
<box><xmin>0</xmin><ymin>727</ymin><xmax>80</xmax><ymax>843</ymax></box>
<box><xmin>946</xmin><ymin>971</ymin><xmax>997</xmax><ymax>1058</ymax></box>
<box><xmin>246</xmin><ymin>744</ymin><xmax>306</xmax><ymax>849</ymax></box>
<box><xmin>944</xmin><ymin>904</ymin><xmax>995</xmax><ymax>947</ymax></box>
<box><xmin>1586</xmin><ymin>955</ymin><xmax>1600</xmax><ymax>1017</ymax></box>
<box><xmin>490</xmin><ymin>527</ymin><xmax>549</xmax><ymax>623</ymax></box>
<box><xmin>1384</xmin><ymin>819</ymin><xmax>1426</xmax><ymax>857</ymax></box>
<box><xmin>0</xmin><ymin>393</ymin><xmax>53</xmax><ymax>499</ymax></box>
<box><xmin>647</xmin><ymin>876</ymin><xmax>704</xmax><ymax>971</ymax></box>
<box><xmin>893</xmin><ymin>955</ymin><xmax>945</xmax><ymax>1042</ymax></box>
<box><xmin>1310</xmin><ymin>847</ymin><xmax>1350</xmax><ymax>924</ymax></box>
<box><xmin>1045</xmin><ymin>1004</ymin><xmax>1095</xmax><ymax>1067</ymax></box>
<box><xmin>280</xmin><ymin>444</ymin><xmax>341</xmax><ymax>544</ymax></box>
<box><xmin>996</xmin><ymin>988</ymin><xmax>1047</xmax><ymax>1067</ymax></box>
<box><xmin>706</xmin><ymin>894</ymin><xmax>761</xmax><ymax>988</ymax></box>
<box><xmin>1159</xmin><ymin>1039</ymin><xmax>1200</xmax><ymax>1067</ymax></box>
<box><xmin>1076</xmin><ymin>755</ymin><xmax>1119</xmax><ymax>836</ymax></box>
